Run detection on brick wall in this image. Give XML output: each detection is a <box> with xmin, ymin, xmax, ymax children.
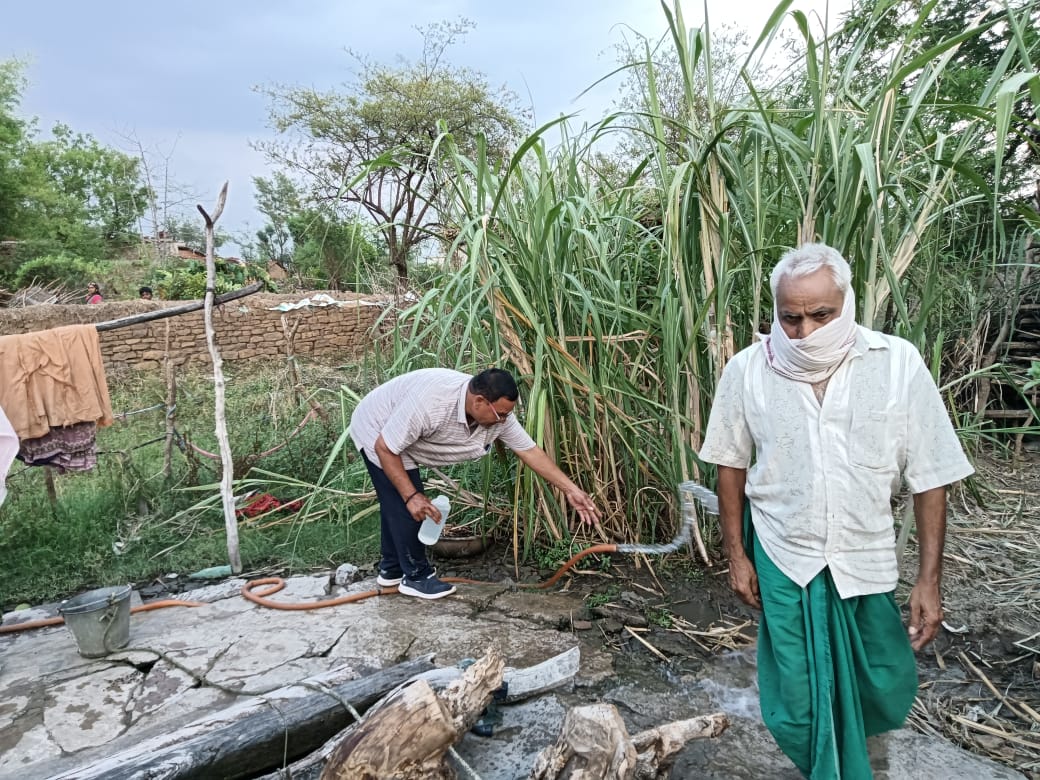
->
<box><xmin>0</xmin><ymin>293</ymin><xmax>392</xmax><ymax>369</ymax></box>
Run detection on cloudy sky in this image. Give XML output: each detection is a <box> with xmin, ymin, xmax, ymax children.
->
<box><xmin>4</xmin><ymin>0</ymin><xmax>850</xmax><ymax>250</ymax></box>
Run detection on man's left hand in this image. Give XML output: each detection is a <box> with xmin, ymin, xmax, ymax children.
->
<box><xmin>564</xmin><ymin>487</ymin><xmax>601</xmax><ymax>526</ymax></box>
<box><xmin>907</xmin><ymin>580</ymin><xmax>943</xmax><ymax>651</ymax></box>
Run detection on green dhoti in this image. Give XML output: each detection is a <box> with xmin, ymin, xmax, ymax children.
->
<box><xmin>746</xmin><ymin>516</ymin><xmax>918</xmax><ymax>779</ymax></box>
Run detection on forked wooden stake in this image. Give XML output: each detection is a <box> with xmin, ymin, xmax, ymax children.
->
<box><xmin>197</xmin><ymin>182</ymin><xmax>241</xmax><ymax>574</ymax></box>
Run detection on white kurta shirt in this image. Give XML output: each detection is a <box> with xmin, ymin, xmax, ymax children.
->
<box><xmin>349</xmin><ymin>368</ymin><xmax>536</xmax><ymax>470</ymax></box>
<box><xmin>699</xmin><ymin>327</ymin><xmax>974</xmax><ymax>598</ymax></box>
<box><xmin>0</xmin><ymin>404</ymin><xmax>18</xmax><ymax>507</ymax></box>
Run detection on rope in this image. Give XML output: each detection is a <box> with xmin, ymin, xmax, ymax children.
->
<box><xmin>114</xmin><ymin>403</ymin><xmax>166</xmax><ymax>421</ymax></box>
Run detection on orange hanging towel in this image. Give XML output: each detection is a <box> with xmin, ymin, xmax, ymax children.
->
<box><xmin>0</xmin><ymin>325</ymin><xmax>114</xmax><ymax>441</ymax></box>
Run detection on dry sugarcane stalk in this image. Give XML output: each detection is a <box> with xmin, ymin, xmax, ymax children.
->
<box><xmin>197</xmin><ymin>182</ymin><xmax>241</xmax><ymax>573</ymax></box>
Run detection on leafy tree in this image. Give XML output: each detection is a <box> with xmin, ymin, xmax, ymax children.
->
<box><xmin>161</xmin><ymin>213</ymin><xmax>232</xmax><ymax>255</ymax></box>
<box><xmin>18</xmin><ymin>123</ymin><xmax>150</xmax><ymax>256</ymax></box>
<box><xmin>252</xmin><ymin>173</ymin><xmax>384</xmax><ymax>289</ymax></box>
<box><xmin>289</xmin><ymin>210</ymin><xmax>383</xmax><ymax>291</ymax></box>
<box><xmin>0</xmin><ymin>60</ymin><xmax>30</xmax><ymax>242</ymax></box>
<box><xmin>834</xmin><ymin>0</ymin><xmax>1040</xmax><ymax>191</ymax></box>
<box><xmin>146</xmin><ymin>257</ymin><xmax>273</xmax><ymax>299</ymax></box>
<box><xmin>253</xmin><ymin>171</ymin><xmax>300</xmax><ymax>268</ymax></box>
<box><xmin>257</xmin><ymin>19</ymin><xmax>528</xmax><ymax>286</ymax></box>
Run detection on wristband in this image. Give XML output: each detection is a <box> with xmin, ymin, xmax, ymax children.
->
<box><xmin>404</xmin><ymin>491</ymin><xmax>421</xmax><ymax>505</ymax></box>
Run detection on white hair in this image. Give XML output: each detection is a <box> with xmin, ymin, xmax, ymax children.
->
<box><xmin>769</xmin><ymin>243</ymin><xmax>851</xmax><ymax>298</ymax></box>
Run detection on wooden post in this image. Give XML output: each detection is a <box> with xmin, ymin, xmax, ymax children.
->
<box><xmin>43</xmin><ymin>465</ymin><xmax>58</xmax><ymax>508</ymax></box>
<box><xmin>281</xmin><ymin>313</ymin><xmax>303</xmax><ymax>408</ymax></box>
<box><xmin>197</xmin><ymin>183</ymin><xmax>241</xmax><ymax>574</ymax></box>
<box><xmin>162</xmin><ymin>320</ymin><xmax>176</xmax><ymax>479</ymax></box>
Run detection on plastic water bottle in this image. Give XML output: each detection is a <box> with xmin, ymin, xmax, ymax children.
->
<box><xmin>418</xmin><ymin>495</ymin><xmax>450</xmax><ymax>545</ymax></box>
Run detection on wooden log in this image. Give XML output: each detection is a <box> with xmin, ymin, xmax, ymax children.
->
<box><xmin>630</xmin><ymin>713</ymin><xmax>730</xmax><ymax>779</ymax></box>
<box><xmin>51</xmin><ymin>655</ymin><xmax>436</xmax><ymax>780</ymax></box>
<box><xmin>321</xmin><ymin>679</ymin><xmax>458</xmax><ymax>780</ymax></box>
<box><xmin>261</xmin><ymin>647</ymin><xmax>572</xmax><ymax>780</ymax></box>
<box><xmin>529</xmin><ymin>703</ymin><xmax>730</xmax><ymax>780</ymax></box>
<box><xmin>530</xmin><ymin>703</ymin><xmax>638</xmax><ymax>779</ymax></box>
<box><xmin>94</xmin><ymin>281</ymin><xmax>265</xmax><ymax>332</ymax></box>
<box><xmin>321</xmin><ymin>647</ymin><xmax>505</xmax><ymax>780</ymax></box>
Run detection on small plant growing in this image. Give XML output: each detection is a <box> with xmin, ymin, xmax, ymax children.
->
<box><xmin>645</xmin><ymin>606</ymin><xmax>674</xmax><ymax>629</ymax></box>
<box><xmin>585</xmin><ymin>585</ymin><xmax>621</xmax><ymax>609</ymax></box>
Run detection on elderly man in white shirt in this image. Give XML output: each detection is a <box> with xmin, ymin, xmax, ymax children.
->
<box><xmin>699</xmin><ymin>243</ymin><xmax>973</xmax><ymax>779</ymax></box>
<box><xmin>350</xmin><ymin>367</ymin><xmax>600</xmax><ymax>600</ymax></box>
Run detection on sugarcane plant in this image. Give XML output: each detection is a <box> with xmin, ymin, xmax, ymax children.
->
<box><xmin>381</xmin><ymin>0</ymin><xmax>1039</xmax><ymax>562</ymax></box>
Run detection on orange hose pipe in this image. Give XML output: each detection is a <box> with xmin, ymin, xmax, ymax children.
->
<box><xmin>2</xmin><ymin>543</ymin><xmax>620</xmax><ymax>631</ymax></box>
<box><xmin>530</xmin><ymin>544</ymin><xmax>619</xmax><ymax>589</ymax></box>
<box><xmin>241</xmin><ymin>544</ymin><xmax>619</xmax><ymax>609</ymax></box>
<box><xmin>240</xmin><ymin>577</ymin><xmax>399</xmax><ymax>609</ymax></box>
<box><xmin>0</xmin><ymin>599</ymin><xmax>206</xmax><ymax>635</ymax></box>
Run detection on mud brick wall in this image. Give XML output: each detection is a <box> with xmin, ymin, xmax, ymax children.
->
<box><xmin>0</xmin><ymin>293</ymin><xmax>392</xmax><ymax>370</ymax></box>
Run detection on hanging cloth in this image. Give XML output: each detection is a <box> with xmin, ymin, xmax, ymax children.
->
<box><xmin>0</xmin><ymin>325</ymin><xmax>113</xmax><ymax>473</ymax></box>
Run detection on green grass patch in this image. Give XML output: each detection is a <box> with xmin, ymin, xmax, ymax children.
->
<box><xmin>0</xmin><ymin>362</ymin><xmax>384</xmax><ymax>608</ymax></box>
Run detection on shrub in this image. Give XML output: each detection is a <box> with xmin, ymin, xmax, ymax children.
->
<box><xmin>146</xmin><ymin>258</ymin><xmax>274</xmax><ymax>299</ymax></box>
<box><xmin>12</xmin><ymin>253</ymin><xmax>105</xmax><ymax>292</ymax></box>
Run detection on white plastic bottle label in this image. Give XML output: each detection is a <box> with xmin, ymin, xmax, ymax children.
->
<box><xmin>418</xmin><ymin>496</ymin><xmax>451</xmax><ymax>545</ymax></box>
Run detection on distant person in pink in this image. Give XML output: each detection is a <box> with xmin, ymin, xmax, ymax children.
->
<box><xmin>85</xmin><ymin>282</ymin><xmax>103</xmax><ymax>304</ymax></box>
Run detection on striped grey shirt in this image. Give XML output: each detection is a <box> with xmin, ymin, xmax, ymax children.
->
<box><xmin>349</xmin><ymin>368</ymin><xmax>537</xmax><ymax>470</ymax></box>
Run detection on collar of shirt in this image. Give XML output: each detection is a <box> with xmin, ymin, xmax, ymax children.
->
<box><xmin>849</xmin><ymin>326</ymin><xmax>889</xmax><ymax>359</ymax></box>
<box><xmin>455</xmin><ymin>380</ymin><xmax>471</xmax><ymax>427</ymax></box>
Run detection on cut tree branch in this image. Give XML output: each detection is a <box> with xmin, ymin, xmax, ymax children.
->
<box><xmin>198</xmin><ymin>182</ymin><xmax>241</xmax><ymax>574</ymax></box>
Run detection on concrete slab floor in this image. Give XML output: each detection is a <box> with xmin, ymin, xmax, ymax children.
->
<box><xmin>0</xmin><ymin>572</ymin><xmax>1028</xmax><ymax>780</ymax></box>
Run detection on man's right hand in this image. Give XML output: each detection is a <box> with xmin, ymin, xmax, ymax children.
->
<box><xmin>728</xmin><ymin>554</ymin><xmax>761</xmax><ymax>609</ymax></box>
<box><xmin>405</xmin><ymin>493</ymin><xmax>436</xmax><ymax>522</ymax></box>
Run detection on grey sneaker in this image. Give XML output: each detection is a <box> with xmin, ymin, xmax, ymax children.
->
<box><xmin>378</xmin><ymin>567</ymin><xmax>435</xmax><ymax>588</ymax></box>
<box><xmin>398</xmin><ymin>574</ymin><xmax>456</xmax><ymax>600</ymax></box>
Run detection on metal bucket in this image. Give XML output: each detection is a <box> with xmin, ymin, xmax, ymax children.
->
<box><xmin>58</xmin><ymin>585</ymin><xmax>132</xmax><ymax>658</ymax></box>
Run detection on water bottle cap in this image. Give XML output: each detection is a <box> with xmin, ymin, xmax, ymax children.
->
<box><xmin>431</xmin><ymin>495</ymin><xmax>451</xmax><ymax>513</ymax></box>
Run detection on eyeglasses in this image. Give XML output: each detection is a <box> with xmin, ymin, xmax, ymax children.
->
<box><xmin>484</xmin><ymin>398</ymin><xmax>510</xmax><ymax>424</ymax></box>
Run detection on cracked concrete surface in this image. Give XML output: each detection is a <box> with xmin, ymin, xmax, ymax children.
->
<box><xmin>0</xmin><ymin>572</ymin><xmax>1027</xmax><ymax>780</ymax></box>
<box><xmin>0</xmin><ymin>573</ymin><xmax>613</xmax><ymax>779</ymax></box>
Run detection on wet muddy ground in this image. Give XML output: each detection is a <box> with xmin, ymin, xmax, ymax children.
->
<box><xmin>437</xmin><ymin>451</ymin><xmax>1040</xmax><ymax>779</ymax></box>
